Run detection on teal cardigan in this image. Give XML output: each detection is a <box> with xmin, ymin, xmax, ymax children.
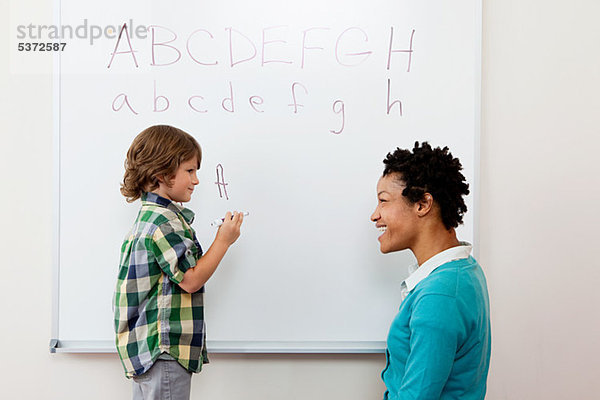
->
<box><xmin>382</xmin><ymin>256</ymin><xmax>491</xmax><ymax>399</ymax></box>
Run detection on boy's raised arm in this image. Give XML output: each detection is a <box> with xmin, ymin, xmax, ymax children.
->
<box><xmin>179</xmin><ymin>211</ymin><xmax>243</xmax><ymax>293</ymax></box>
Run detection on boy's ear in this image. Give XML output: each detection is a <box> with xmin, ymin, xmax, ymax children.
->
<box><xmin>416</xmin><ymin>193</ymin><xmax>434</xmax><ymax>217</ymax></box>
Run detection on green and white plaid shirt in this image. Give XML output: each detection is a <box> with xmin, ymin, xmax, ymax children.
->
<box><xmin>114</xmin><ymin>192</ymin><xmax>208</xmax><ymax>378</ymax></box>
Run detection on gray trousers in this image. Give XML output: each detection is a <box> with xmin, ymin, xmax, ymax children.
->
<box><xmin>132</xmin><ymin>360</ymin><xmax>192</xmax><ymax>400</ymax></box>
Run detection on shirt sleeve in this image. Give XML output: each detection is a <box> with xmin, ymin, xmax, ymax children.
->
<box><xmin>151</xmin><ymin>217</ymin><xmax>198</xmax><ymax>284</ymax></box>
<box><xmin>397</xmin><ymin>294</ymin><xmax>463</xmax><ymax>400</ymax></box>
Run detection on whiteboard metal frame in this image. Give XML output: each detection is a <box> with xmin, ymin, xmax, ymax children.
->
<box><xmin>50</xmin><ymin>340</ymin><xmax>387</xmax><ymax>354</ymax></box>
<box><xmin>473</xmin><ymin>0</ymin><xmax>483</xmax><ymax>260</ymax></box>
<box><xmin>50</xmin><ymin>0</ymin><xmax>62</xmax><ymax>354</ymax></box>
<box><xmin>50</xmin><ymin>0</ymin><xmax>483</xmax><ymax>354</ymax></box>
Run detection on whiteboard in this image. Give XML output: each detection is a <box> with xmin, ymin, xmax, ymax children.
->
<box><xmin>51</xmin><ymin>0</ymin><xmax>481</xmax><ymax>353</ymax></box>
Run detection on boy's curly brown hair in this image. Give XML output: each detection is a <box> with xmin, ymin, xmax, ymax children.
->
<box><xmin>120</xmin><ymin>125</ymin><xmax>202</xmax><ymax>202</ymax></box>
<box><xmin>383</xmin><ymin>141</ymin><xmax>470</xmax><ymax>229</ymax></box>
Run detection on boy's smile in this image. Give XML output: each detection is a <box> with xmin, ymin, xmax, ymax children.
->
<box><xmin>154</xmin><ymin>157</ymin><xmax>199</xmax><ymax>203</ymax></box>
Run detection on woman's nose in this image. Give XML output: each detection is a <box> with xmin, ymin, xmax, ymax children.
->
<box><xmin>370</xmin><ymin>209</ymin><xmax>379</xmax><ymax>222</ymax></box>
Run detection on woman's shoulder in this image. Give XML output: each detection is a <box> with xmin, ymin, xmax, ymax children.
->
<box><xmin>416</xmin><ymin>257</ymin><xmax>479</xmax><ymax>297</ymax></box>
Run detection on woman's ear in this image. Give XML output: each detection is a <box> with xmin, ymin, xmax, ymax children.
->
<box><xmin>416</xmin><ymin>193</ymin><xmax>434</xmax><ymax>217</ymax></box>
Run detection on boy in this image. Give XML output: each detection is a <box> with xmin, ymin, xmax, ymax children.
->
<box><xmin>114</xmin><ymin>125</ymin><xmax>244</xmax><ymax>400</ymax></box>
<box><xmin>371</xmin><ymin>142</ymin><xmax>490</xmax><ymax>399</ymax></box>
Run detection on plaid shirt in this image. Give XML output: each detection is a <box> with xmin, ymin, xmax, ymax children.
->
<box><xmin>114</xmin><ymin>192</ymin><xmax>208</xmax><ymax>378</ymax></box>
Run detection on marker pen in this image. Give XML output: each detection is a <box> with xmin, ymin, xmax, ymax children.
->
<box><xmin>210</xmin><ymin>212</ymin><xmax>249</xmax><ymax>227</ymax></box>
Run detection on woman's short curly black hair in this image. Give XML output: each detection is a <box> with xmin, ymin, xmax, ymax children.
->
<box><xmin>383</xmin><ymin>141</ymin><xmax>470</xmax><ymax>230</ymax></box>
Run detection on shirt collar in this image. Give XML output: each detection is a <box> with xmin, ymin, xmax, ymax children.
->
<box><xmin>403</xmin><ymin>242</ymin><xmax>472</xmax><ymax>294</ymax></box>
<box><xmin>141</xmin><ymin>192</ymin><xmax>195</xmax><ymax>224</ymax></box>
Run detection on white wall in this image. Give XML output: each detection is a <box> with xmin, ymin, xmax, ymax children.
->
<box><xmin>1</xmin><ymin>1</ymin><xmax>599</xmax><ymax>399</ymax></box>
<box><xmin>481</xmin><ymin>0</ymin><xmax>600</xmax><ymax>398</ymax></box>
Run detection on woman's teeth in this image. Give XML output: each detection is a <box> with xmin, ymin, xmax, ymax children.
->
<box><xmin>378</xmin><ymin>226</ymin><xmax>387</xmax><ymax>232</ymax></box>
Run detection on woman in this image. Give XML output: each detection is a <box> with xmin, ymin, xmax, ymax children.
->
<box><xmin>371</xmin><ymin>142</ymin><xmax>490</xmax><ymax>400</ymax></box>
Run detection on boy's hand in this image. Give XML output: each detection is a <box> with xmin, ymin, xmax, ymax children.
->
<box><xmin>180</xmin><ymin>211</ymin><xmax>243</xmax><ymax>293</ymax></box>
<box><xmin>215</xmin><ymin>211</ymin><xmax>243</xmax><ymax>246</ymax></box>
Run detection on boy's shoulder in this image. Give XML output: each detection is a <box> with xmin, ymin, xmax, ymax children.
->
<box><xmin>139</xmin><ymin>202</ymin><xmax>178</xmax><ymax>223</ymax></box>
<box><xmin>131</xmin><ymin>203</ymin><xmax>185</xmax><ymax>237</ymax></box>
